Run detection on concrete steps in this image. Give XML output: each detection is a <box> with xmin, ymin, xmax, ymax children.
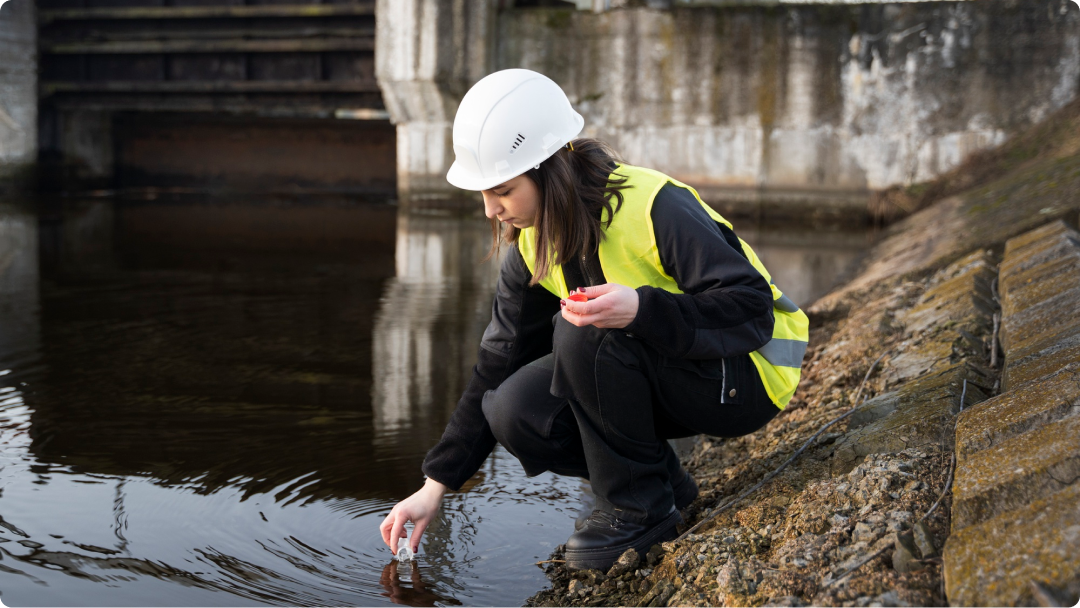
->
<box><xmin>945</xmin><ymin>220</ymin><xmax>1080</xmax><ymax>607</ymax></box>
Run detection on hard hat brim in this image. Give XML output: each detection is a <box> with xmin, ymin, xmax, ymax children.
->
<box><xmin>446</xmin><ymin>161</ymin><xmax>514</xmax><ymax>192</ymax></box>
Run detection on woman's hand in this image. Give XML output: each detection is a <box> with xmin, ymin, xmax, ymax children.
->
<box><xmin>379</xmin><ymin>478</ymin><xmax>447</xmax><ymax>555</ymax></box>
<box><xmin>560</xmin><ymin>283</ymin><xmax>639</xmax><ymax>329</ymax></box>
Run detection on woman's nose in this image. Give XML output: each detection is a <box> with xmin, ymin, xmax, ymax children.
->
<box><xmin>482</xmin><ymin>193</ymin><xmax>502</xmax><ymax>219</ymax></box>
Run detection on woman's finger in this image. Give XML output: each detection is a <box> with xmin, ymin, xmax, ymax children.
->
<box><xmin>410</xmin><ymin>519</ymin><xmax>430</xmax><ymax>553</ymax></box>
<box><xmin>563</xmin><ymin>308</ymin><xmax>605</xmax><ymax>327</ymax></box>
<box><xmin>389</xmin><ymin>514</ymin><xmax>407</xmax><ymax>554</ymax></box>
<box><xmin>579</xmin><ymin>283</ymin><xmax>617</xmax><ymax>296</ymax></box>
<box><xmin>379</xmin><ymin>512</ymin><xmax>394</xmax><ymax>547</ymax></box>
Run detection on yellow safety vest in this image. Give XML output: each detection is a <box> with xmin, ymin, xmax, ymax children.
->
<box><xmin>518</xmin><ymin>164</ymin><xmax>809</xmax><ymax>409</ymax></box>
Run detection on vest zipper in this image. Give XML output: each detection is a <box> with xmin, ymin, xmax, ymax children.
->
<box><xmin>581</xmin><ymin>253</ymin><xmax>595</xmax><ymax>287</ymax></box>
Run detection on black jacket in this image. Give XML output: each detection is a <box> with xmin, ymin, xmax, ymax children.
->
<box><xmin>421</xmin><ymin>183</ymin><xmax>775</xmax><ymax>490</ymax></box>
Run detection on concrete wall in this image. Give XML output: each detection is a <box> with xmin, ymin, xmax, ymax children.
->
<box><xmin>0</xmin><ymin>0</ymin><xmax>37</xmax><ymax>183</ymax></box>
<box><xmin>375</xmin><ymin>0</ymin><xmax>498</xmax><ymax>199</ymax></box>
<box><xmin>380</xmin><ymin>1</ymin><xmax>1080</xmax><ymax>201</ymax></box>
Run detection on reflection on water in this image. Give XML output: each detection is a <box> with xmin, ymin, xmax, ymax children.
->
<box><xmin>0</xmin><ymin>196</ymin><xmax>869</xmax><ymax>606</ymax></box>
<box><xmin>0</xmin><ymin>197</ymin><xmax>583</xmax><ymax>607</ymax></box>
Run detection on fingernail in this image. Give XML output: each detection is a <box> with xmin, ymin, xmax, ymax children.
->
<box><xmin>579</xmin><ymin>287</ymin><xmax>587</xmax><ymax>293</ymax></box>
<box><xmin>560</xmin><ymin>300</ymin><xmax>566</xmax><ymax>307</ymax></box>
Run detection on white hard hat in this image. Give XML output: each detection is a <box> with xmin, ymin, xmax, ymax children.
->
<box><xmin>446</xmin><ymin>69</ymin><xmax>584</xmax><ymax>191</ymax></box>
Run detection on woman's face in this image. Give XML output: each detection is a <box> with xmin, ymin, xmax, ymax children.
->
<box><xmin>482</xmin><ymin>174</ymin><xmax>540</xmax><ymax>229</ymax></box>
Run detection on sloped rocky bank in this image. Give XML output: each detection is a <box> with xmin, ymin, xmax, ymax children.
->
<box><xmin>526</xmin><ymin>101</ymin><xmax>1080</xmax><ymax>608</ymax></box>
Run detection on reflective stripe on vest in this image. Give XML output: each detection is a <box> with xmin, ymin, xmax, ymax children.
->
<box><xmin>518</xmin><ymin>164</ymin><xmax>809</xmax><ymax>409</ymax></box>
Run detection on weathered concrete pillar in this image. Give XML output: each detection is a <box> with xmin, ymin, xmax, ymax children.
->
<box><xmin>375</xmin><ymin>0</ymin><xmax>497</xmax><ymax>201</ymax></box>
<box><xmin>0</xmin><ymin>0</ymin><xmax>37</xmax><ymax>189</ymax></box>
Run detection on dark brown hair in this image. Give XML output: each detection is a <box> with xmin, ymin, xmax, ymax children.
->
<box><xmin>487</xmin><ymin>138</ymin><xmax>629</xmax><ymax>285</ymax></box>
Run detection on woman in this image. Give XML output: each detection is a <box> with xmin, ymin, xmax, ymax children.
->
<box><xmin>379</xmin><ymin>69</ymin><xmax>808</xmax><ymax>571</ymax></box>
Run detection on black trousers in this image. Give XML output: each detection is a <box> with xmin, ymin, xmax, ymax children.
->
<box><xmin>481</xmin><ymin>316</ymin><xmax>779</xmax><ymax>524</ymax></box>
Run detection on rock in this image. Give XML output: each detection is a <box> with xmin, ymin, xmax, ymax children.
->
<box><xmin>573</xmin><ymin>569</ymin><xmax>607</xmax><ymax>586</ymax></box>
<box><xmin>646</xmin><ymin>544</ymin><xmax>664</xmax><ymax>566</ymax></box>
<box><xmin>606</xmin><ymin>548</ymin><xmax>640</xmax><ymax>578</ymax></box>
<box><xmin>952</xmin><ymin>413</ymin><xmax>1080</xmax><ymax>529</ymax></box>
<box><xmin>944</xmin><ymin>484</ymin><xmax>1080</xmax><ymax>606</ymax></box>
<box><xmin>893</xmin><ymin>531</ymin><xmax>924</xmax><ymax>573</ymax></box>
<box><xmin>716</xmin><ymin>562</ymin><xmax>743</xmax><ymax>589</ymax></box>
<box><xmin>641</xmin><ymin>580</ymin><xmax>675</xmax><ymax>607</ymax></box>
<box><xmin>912</xmin><ymin>522</ymin><xmax>938</xmax><ymax>558</ymax></box>
<box><xmin>567</xmin><ymin>579</ymin><xmax>584</xmax><ymax>596</ymax></box>
<box><xmin>853</xmin><ymin>522</ymin><xmax>877</xmax><ymax>543</ymax></box>
<box><xmin>768</xmin><ymin>596</ymin><xmax>807</xmax><ymax>607</ymax></box>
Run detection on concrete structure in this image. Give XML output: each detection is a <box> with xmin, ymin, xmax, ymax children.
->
<box><xmin>0</xmin><ymin>0</ymin><xmax>37</xmax><ymax>187</ymax></box>
<box><xmin>378</xmin><ymin>1</ymin><xmax>1080</xmax><ymax>205</ymax></box>
<box><xmin>375</xmin><ymin>0</ymin><xmax>496</xmax><ymax>200</ymax></box>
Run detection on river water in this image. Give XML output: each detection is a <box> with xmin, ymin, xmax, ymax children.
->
<box><xmin>0</xmin><ymin>196</ymin><xmax>869</xmax><ymax>606</ymax></box>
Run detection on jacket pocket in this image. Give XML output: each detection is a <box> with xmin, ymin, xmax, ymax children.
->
<box><xmin>720</xmin><ymin>356</ymin><xmax>751</xmax><ymax>405</ymax></box>
<box><xmin>660</xmin><ymin>357</ymin><xmax>725</xmax><ymax>401</ymax></box>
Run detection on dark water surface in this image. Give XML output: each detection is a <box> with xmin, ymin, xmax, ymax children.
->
<box><xmin>0</xmin><ymin>197</ymin><xmax>870</xmax><ymax>606</ymax></box>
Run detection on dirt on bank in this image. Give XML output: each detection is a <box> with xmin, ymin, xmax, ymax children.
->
<box><xmin>526</xmin><ymin>99</ymin><xmax>1080</xmax><ymax>608</ymax></box>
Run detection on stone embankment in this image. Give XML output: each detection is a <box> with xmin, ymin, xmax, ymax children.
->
<box><xmin>528</xmin><ymin>102</ymin><xmax>1080</xmax><ymax>607</ymax></box>
<box><xmin>945</xmin><ymin>220</ymin><xmax>1080</xmax><ymax>607</ymax></box>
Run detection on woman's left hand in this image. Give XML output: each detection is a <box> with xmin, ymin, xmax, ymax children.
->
<box><xmin>561</xmin><ymin>283</ymin><xmax>639</xmax><ymax>329</ymax></box>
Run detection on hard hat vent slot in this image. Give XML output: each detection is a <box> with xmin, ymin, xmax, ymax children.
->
<box><xmin>509</xmin><ymin>133</ymin><xmax>526</xmax><ymax>155</ymax></box>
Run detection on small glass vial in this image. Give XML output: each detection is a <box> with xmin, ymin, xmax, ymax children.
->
<box><xmin>396</xmin><ymin>545</ymin><xmax>415</xmax><ymax>562</ymax></box>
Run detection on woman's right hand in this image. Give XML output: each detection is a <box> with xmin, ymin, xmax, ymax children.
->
<box><xmin>379</xmin><ymin>477</ymin><xmax>448</xmax><ymax>555</ymax></box>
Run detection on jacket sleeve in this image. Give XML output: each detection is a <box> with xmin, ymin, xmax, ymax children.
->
<box><xmin>623</xmin><ymin>183</ymin><xmax>775</xmax><ymax>360</ymax></box>
<box><xmin>421</xmin><ymin>244</ymin><xmax>562</xmax><ymax>490</ymax></box>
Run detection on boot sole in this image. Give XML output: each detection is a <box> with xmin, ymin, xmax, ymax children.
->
<box><xmin>564</xmin><ymin>509</ymin><xmax>682</xmax><ymax>571</ymax></box>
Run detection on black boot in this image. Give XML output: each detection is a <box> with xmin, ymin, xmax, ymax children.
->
<box><xmin>564</xmin><ymin>508</ymin><xmax>682</xmax><ymax>571</ymax></box>
<box><xmin>672</xmin><ymin>472</ymin><xmax>699</xmax><ymax>511</ymax></box>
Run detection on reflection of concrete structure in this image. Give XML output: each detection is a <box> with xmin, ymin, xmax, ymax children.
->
<box><xmin>0</xmin><ymin>204</ymin><xmax>40</xmax><ymax>375</ymax></box>
<box><xmin>371</xmin><ymin>211</ymin><xmax>499</xmax><ymax>447</ymax></box>
<box><xmin>0</xmin><ymin>0</ymin><xmax>37</xmax><ymax>183</ymax></box>
<box><xmin>379</xmin><ymin>2</ymin><xmax>1080</xmax><ymax>204</ymax></box>
<box><xmin>38</xmin><ymin>200</ymin><xmax>116</xmax><ymax>275</ymax></box>
<box><xmin>738</xmin><ymin>224</ymin><xmax>869</xmax><ymax>307</ymax></box>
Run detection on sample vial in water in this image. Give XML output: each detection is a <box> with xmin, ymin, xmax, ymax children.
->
<box><xmin>396</xmin><ymin>545</ymin><xmax>415</xmax><ymax>562</ymax></box>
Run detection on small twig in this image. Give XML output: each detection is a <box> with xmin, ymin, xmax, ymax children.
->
<box><xmin>826</xmin><ymin>541</ymin><xmax>895</xmax><ymax>587</ymax></box>
<box><xmin>675</xmin><ymin>352</ymin><xmax>889</xmax><ymax>542</ymax></box>
<box><xmin>535</xmin><ymin>559</ymin><xmax>566</xmax><ymax>565</ymax></box>
<box><xmin>990</xmin><ymin>312</ymin><xmax>1001</xmax><ymax>368</ymax></box>
<box><xmin>925</xmin><ymin>378</ymin><xmax>966</xmax><ymax>522</ymax></box>
<box><xmin>921</xmin><ymin>451</ymin><xmax>956</xmax><ymax>524</ymax></box>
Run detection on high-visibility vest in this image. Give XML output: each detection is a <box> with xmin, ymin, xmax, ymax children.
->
<box><xmin>518</xmin><ymin>164</ymin><xmax>809</xmax><ymax>409</ymax></box>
